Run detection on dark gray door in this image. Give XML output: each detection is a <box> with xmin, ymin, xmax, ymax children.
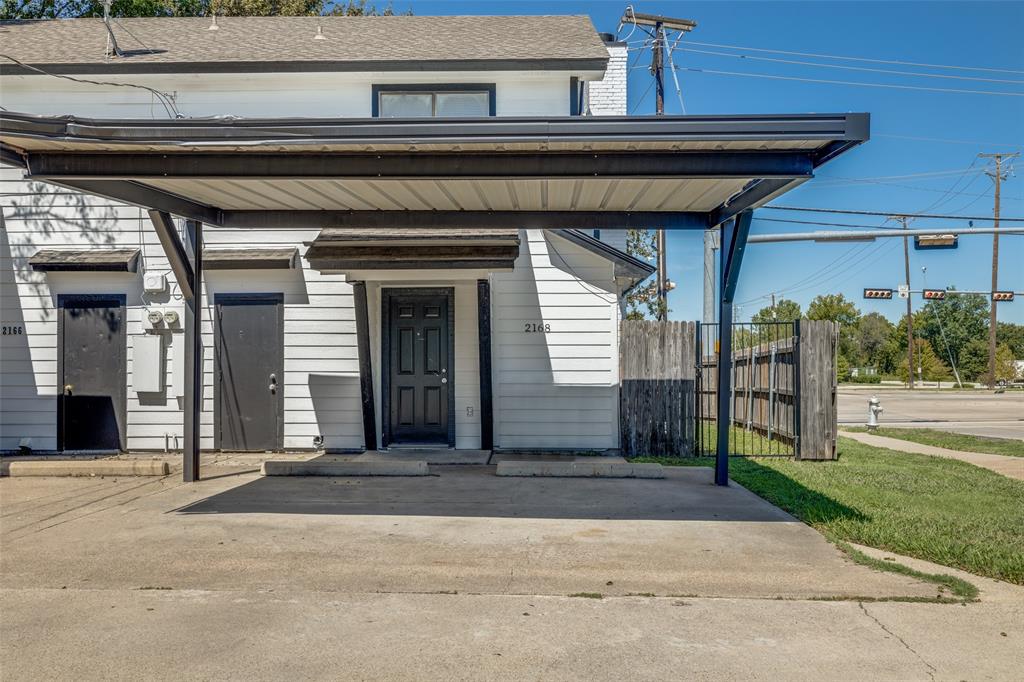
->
<box><xmin>385</xmin><ymin>291</ymin><xmax>451</xmax><ymax>446</ymax></box>
<box><xmin>215</xmin><ymin>294</ymin><xmax>283</xmax><ymax>451</ymax></box>
<box><xmin>59</xmin><ymin>295</ymin><xmax>126</xmax><ymax>451</ymax></box>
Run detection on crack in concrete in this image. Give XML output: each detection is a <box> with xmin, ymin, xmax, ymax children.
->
<box><xmin>859</xmin><ymin>601</ymin><xmax>936</xmax><ymax>681</ymax></box>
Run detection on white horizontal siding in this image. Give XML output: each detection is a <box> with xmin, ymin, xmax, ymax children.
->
<box><xmin>491</xmin><ymin>230</ymin><xmax>619</xmax><ymax>451</ymax></box>
<box><xmin>0</xmin><ymin>70</ymin><xmax>575</xmax><ymax>119</ymax></box>
<box><xmin>0</xmin><ymin>162</ymin><xmax>363</xmax><ymax>452</ymax></box>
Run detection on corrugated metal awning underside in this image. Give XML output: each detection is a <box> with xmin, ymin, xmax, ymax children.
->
<box><xmin>304</xmin><ymin>228</ymin><xmax>521</xmax><ymax>270</ymax></box>
<box><xmin>0</xmin><ymin>112</ymin><xmax>870</xmax><ymax>229</ymax></box>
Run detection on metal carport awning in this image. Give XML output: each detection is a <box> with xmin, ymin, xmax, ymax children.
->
<box><xmin>0</xmin><ymin>111</ymin><xmax>870</xmax><ymax>485</ymax></box>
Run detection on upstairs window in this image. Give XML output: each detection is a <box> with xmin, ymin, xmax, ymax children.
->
<box><xmin>373</xmin><ymin>84</ymin><xmax>496</xmax><ymax>118</ymax></box>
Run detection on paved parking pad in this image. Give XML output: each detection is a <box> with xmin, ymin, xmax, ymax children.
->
<box><xmin>1</xmin><ymin>466</ymin><xmax>935</xmax><ymax>600</ymax></box>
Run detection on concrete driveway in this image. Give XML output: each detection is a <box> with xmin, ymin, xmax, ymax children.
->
<box><xmin>2</xmin><ymin>466</ymin><xmax>932</xmax><ymax>600</ymax></box>
<box><xmin>5</xmin><ymin>466</ymin><xmax>1021</xmax><ymax>680</ymax></box>
<box><xmin>838</xmin><ymin>387</ymin><xmax>1024</xmax><ymax>440</ymax></box>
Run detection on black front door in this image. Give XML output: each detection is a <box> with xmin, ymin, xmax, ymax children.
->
<box><xmin>384</xmin><ymin>289</ymin><xmax>452</xmax><ymax>446</ymax></box>
<box><xmin>59</xmin><ymin>295</ymin><xmax>126</xmax><ymax>451</ymax></box>
<box><xmin>215</xmin><ymin>294</ymin><xmax>283</xmax><ymax>451</ymax></box>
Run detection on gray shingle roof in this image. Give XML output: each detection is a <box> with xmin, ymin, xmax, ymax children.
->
<box><xmin>0</xmin><ymin>15</ymin><xmax>609</xmax><ymax>73</ymax></box>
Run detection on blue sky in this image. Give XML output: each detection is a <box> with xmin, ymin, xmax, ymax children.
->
<box><xmin>412</xmin><ymin>1</ymin><xmax>1023</xmax><ymax>323</ymax></box>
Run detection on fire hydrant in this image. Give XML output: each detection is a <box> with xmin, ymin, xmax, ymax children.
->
<box><xmin>867</xmin><ymin>395</ymin><xmax>883</xmax><ymax>430</ymax></box>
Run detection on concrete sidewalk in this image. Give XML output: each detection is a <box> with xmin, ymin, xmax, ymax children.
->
<box><xmin>840</xmin><ymin>430</ymin><xmax>1024</xmax><ymax>480</ymax></box>
<box><xmin>3</xmin><ymin>587</ymin><xmax>1022</xmax><ymax>682</ymax></box>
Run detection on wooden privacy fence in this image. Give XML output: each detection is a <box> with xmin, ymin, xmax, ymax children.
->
<box><xmin>620</xmin><ymin>319</ymin><xmax>839</xmax><ymax>460</ymax></box>
<box><xmin>619</xmin><ymin>320</ymin><xmax>697</xmax><ymax>458</ymax></box>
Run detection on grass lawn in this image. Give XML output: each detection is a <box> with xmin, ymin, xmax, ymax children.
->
<box><xmin>844</xmin><ymin>426</ymin><xmax>1024</xmax><ymax>457</ymax></box>
<box><xmin>632</xmin><ymin>437</ymin><xmax>1024</xmax><ymax>585</ymax></box>
<box><xmin>695</xmin><ymin>422</ymin><xmax>794</xmax><ymax>456</ymax></box>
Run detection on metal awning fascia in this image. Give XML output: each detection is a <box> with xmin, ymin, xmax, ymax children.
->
<box><xmin>0</xmin><ymin>111</ymin><xmax>869</xmax><ymax>149</ymax></box>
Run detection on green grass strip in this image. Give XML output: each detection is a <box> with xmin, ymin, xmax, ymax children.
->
<box><xmin>843</xmin><ymin>426</ymin><xmax>1024</xmax><ymax>458</ymax></box>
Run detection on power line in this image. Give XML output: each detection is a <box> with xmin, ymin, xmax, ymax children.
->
<box><xmin>666</xmin><ymin>65</ymin><xmax>1024</xmax><ymax>97</ymax></box>
<box><xmin>763</xmin><ymin>205</ymin><xmax>1024</xmax><ymax>222</ymax></box>
<box><xmin>677</xmin><ymin>46</ymin><xmax>1024</xmax><ymax>85</ymax></box>
<box><xmin>815</xmin><ymin>167</ymin><xmax>988</xmax><ymax>183</ymax></box>
<box><xmin>680</xmin><ymin>38</ymin><xmax>1024</xmax><ymax>75</ymax></box>
<box><xmin>800</xmin><ymin>176</ymin><xmax>996</xmax><ymax>198</ymax></box>
<box><xmin>875</xmin><ymin>133</ymin><xmax>1023</xmax><ymax>147</ymax></box>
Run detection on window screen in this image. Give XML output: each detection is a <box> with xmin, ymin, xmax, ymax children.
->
<box><xmin>435</xmin><ymin>92</ymin><xmax>489</xmax><ymax>117</ymax></box>
<box><xmin>375</xmin><ymin>87</ymin><xmax>493</xmax><ymax>118</ymax></box>
<box><xmin>379</xmin><ymin>93</ymin><xmax>433</xmax><ymax>118</ymax></box>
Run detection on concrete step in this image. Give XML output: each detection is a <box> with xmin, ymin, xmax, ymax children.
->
<box><xmin>3</xmin><ymin>460</ymin><xmax>170</xmax><ymax>477</ymax></box>
<box><xmin>261</xmin><ymin>460</ymin><xmax>429</xmax><ymax>477</ymax></box>
<box><xmin>495</xmin><ymin>461</ymin><xmax>664</xmax><ymax>479</ymax></box>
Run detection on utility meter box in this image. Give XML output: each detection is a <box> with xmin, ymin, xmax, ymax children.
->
<box><xmin>143</xmin><ymin>272</ymin><xmax>168</xmax><ymax>294</ymax></box>
<box><xmin>132</xmin><ymin>335</ymin><xmax>165</xmax><ymax>393</ymax></box>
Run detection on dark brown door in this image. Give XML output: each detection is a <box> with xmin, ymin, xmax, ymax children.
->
<box><xmin>385</xmin><ymin>290</ymin><xmax>451</xmax><ymax>446</ymax></box>
<box><xmin>59</xmin><ymin>295</ymin><xmax>126</xmax><ymax>451</ymax></box>
<box><xmin>215</xmin><ymin>294</ymin><xmax>283</xmax><ymax>451</ymax></box>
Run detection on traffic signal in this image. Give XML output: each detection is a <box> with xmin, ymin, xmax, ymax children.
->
<box><xmin>992</xmin><ymin>291</ymin><xmax>1015</xmax><ymax>302</ymax></box>
<box><xmin>863</xmin><ymin>288</ymin><xmax>893</xmax><ymax>299</ymax></box>
<box><xmin>922</xmin><ymin>289</ymin><xmax>946</xmax><ymax>300</ymax></box>
<box><xmin>914</xmin><ymin>234</ymin><xmax>958</xmax><ymax>250</ymax></box>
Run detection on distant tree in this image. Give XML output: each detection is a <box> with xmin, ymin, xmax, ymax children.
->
<box><xmin>751</xmin><ymin>298</ymin><xmax>801</xmax><ymax>323</ymax></box>
<box><xmin>625</xmin><ymin>229</ymin><xmax>665</xmax><ymax>320</ymax></box>
<box><xmin>836</xmin><ymin>353</ymin><xmax>851</xmax><ymax>382</ymax></box>
<box><xmin>897</xmin><ymin>338</ymin><xmax>951</xmax><ymax>383</ymax></box>
<box><xmin>914</xmin><ymin>292</ymin><xmax>988</xmax><ymax>372</ymax></box>
<box><xmin>997</xmin><ymin>321</ymin><xmax>1024</xmax><ymax>359</ymax></box>
<box><xmin>806</xmin><ymin>293</ymin><xmax>860</xmax><ymax>326</ymax></box>
<box><xmin>852</xmin><ymin>312</ymin><xmax>893</xmax><ymax>369</ymax></box>
<box><xmin>995</xmin><ymin>343</ymin><xmax>1019</xmax><ymax>382</ymax></box>
<box><xmin>958</xmin><ymin>338</ymin><xmax>990</xmax><ymax>382</ymax></box>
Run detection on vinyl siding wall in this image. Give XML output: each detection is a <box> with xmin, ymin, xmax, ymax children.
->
<box><xmin>1</xmin><ymin>60</ymin><xmax>630</xmax><ymax>452</ymax></box>
<box><xmin>491</xmin><ymin>230</ymin><xmax>620</xmax><ymax>450</ymax></box>
<box><xmin>0</xmin><ymin>163</ymin><xmax>365</xmax><ymax>452</ymax></box>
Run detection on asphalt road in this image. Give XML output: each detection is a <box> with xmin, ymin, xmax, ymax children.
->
<box><xmin>838</xmin><ymin>388</ymin><xmax>1024</xmax><ymax>440</ymax></box>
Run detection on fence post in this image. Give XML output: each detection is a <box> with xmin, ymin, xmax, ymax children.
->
<box><xmin>796</xmin><ymin>320</ymin><xmax>839</xmax><ymax>460</ymax></box>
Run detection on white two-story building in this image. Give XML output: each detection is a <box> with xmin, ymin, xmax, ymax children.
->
<box><xmin>0</xmin><ymin>15</ymin><xmax>868</xmax><ymax>466</ymax></box>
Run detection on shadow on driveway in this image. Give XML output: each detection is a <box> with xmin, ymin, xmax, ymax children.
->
<box><xmin>173</xmin><ymin>464</ymin><xmax>864</xmax><ymax>523</ymax></box>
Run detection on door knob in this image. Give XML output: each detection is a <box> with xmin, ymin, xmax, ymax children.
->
<box><xmin>441</xmin><ymin>377</ymin><xmax>448</xmax><ymax>384</ymax></box>
<box><xmin>268</xmin><ymin>373</ymin><xmax>277</xmax><ymax>394</ymax></box>
<box><xmin>64</xmin><ymin>384</ymin><xmax>73</xmax><ymax>395</ymax></box>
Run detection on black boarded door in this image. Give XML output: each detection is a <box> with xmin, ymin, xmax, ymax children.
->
<box><xmin>385</xmin><ymin>290</ymin><xmax>452</xmax><ymax>446</ymax></box>
<box><xmin>215</xmin><ymin>294</ymin><xmax>283</xmax><ymax>451</ymax></box>
<box><xmin>59</xmin><ymin>295</ymin><xmax>126</xmax><ymax>451</ymax></box>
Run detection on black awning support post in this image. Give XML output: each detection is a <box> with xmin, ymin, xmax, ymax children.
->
<box><xmin>148</xmin><ymin>210</ymin><xmax>194</xmax><ymax>301</ymax></box>
<box><xmin>183</xmin><ymin>219</ymin><xmax>203</xmax><ymax>482</ymax></box>
<box><xmin>352</xmin><ymin>281</ymin><xmax>377</xmax><ymax>452</ymax></box>
<box><xmin>715</xmin><ymin>209</ymin><xmax>753</xmax><ymax>486</ymax></box>
<box><xmin>477</xmin><ymin>279</ymin><xmax>494</xmax><ymax>451</ymax></box>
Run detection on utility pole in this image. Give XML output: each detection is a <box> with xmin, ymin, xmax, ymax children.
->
<box><xmin>979</xmin><ymin>152</ymin><xmax>1018</xmax><ymax>388</ymax></box>
<box><xmin>892</xmin><ymin>215</ymin><xmax>915</xmax><ymax>389</ymax></box>
<box><xmin>651</xmin><ymin>21</ymin><xmax>667</xmax><ymax>319</ymax></box>
<box><xmin>621</xmin><ymin>10</ymin><xmax>696</xmax><ymax>320</ymax></box>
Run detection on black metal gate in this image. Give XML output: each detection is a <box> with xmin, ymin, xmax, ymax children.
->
<box><xmin>696</xmin><ymin>320</ymin><xmax>800</xmax><ymax>457</ymax></box>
